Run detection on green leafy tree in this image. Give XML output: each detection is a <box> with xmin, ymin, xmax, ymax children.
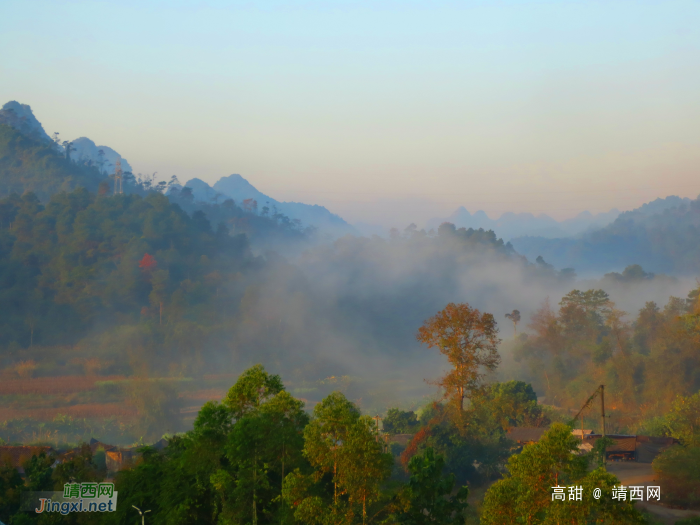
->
<box><xmin>218</xmin><ymin>391</ymin><xmax>308</xmax><ymax>524</ymax></box>
<box><xmin>664</xmin><ymin>392</ymin><xmax>700</xmax><ymax>445</ymax></box>
<box><xmin>224</xmin><ymin>364</ymin><xmax>285</xmax><ymax>420</ymax></box>
<box><xmin>383</xmin><ymin>409</ymin><xmax>419</xmax><ymax>435</ymax></box>
<box><xmin>482</xmin><ymin>380</ymin><xmax>550</xmax><ymax>430</ymax></box>
<box><xmin>285</xmin><ymin>392</ymin><xmax>391</xmax><ymax>525</ymax></box>
<box><xmin>342</xmin><ymin>416</ymin><xmax>393</xmax><ymax>524</ymax></box>
<box><xmin>393</xmin><ymin>447</ymin><xmax>468</xmax><ymax>525</ymax></box>
<box><xmin>481</xmin><ymin>424</ymin><xmax>644</xmax><ymax>525</ymax></box>
<box><xmin>0</xmin><ymin>462</ymin><xmax>23</xmax><ymax>524</ymax></box>
<box><xmin>23</xmin><ymin>452</ymin><xmax>55</xmax><ymax>492</ymax></box>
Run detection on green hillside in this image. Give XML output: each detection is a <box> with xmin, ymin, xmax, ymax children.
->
<box><xmin>0</xmin><ymin>124</ymin><xmax>107</xmax><ymax>200</ymax></box>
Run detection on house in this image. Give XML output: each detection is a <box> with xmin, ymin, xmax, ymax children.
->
<box><xmin>634</xmin><ymin>435</ymin><xmax>678</xmax><ymax>463</ymax></box>
<box><xmin>105</xmin><ymin>449</ymin><xmax>137</xmax><ymax>472</ymax></box>
<box><xmin>506</xmin><ymin>427</ymin><xmax>548</xmax><ymax>445</ymax></box>
<box><xmin>88</xmin><ymin>438</ymin><xmax>118</xmax><ymax>454</ymax></box>
<box><xmin>506</xmin><ymin>429</ymin><xmax>674</xmax><ymax>462</ymax></box>
<box><xmin>581</xmin><ymin>435</ymin><xmax>638</xmax><ymax>461</ymax></box>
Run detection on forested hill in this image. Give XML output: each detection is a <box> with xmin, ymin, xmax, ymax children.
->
<box><xmin>0</xmin><ymin>189</ymin><xmax>254</xmax><ymax>355</ymax></box>
<box><xmin>0</xmin><ymin>123</ymin><xmax>107</xmax><ymax>200</ymax></box>
<box><xmin>511</xmin><ymin>195</ymin><xmax>700</xmax><ymax>276</ymax></box>
<box><xmin>0</xmin><ymin>187</ymin><xmax>574</xmax><ymax>383</ymax></box>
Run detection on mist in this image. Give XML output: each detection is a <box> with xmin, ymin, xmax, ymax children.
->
<box><xmin>222</xmin><ymin>225</ymin><xmax>697</xmax><ymax>416</ymax></box>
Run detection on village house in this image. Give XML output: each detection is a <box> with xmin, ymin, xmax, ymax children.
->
<box><xmin>505</xmin><ymin>427</ymin><xmax>678</xmax><ymax>462</ymax></box>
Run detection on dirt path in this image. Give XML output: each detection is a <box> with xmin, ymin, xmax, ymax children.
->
<box><xmin>606</xmin><ymin>462</ymin><xmax>700</xmax><ymax>525</ymax></box>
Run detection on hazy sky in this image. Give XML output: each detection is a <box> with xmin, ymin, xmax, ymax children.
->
<box><xmin>2</xmin><ymin>0</ymin><xmax>700</xmax><ymax>226</ymax></box>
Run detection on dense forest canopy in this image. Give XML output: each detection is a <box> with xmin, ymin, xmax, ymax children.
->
<box><xmin>511</xmin><ymin>286</ymin><xmax>700</xmax><ymax>432</ymax></box>
<box><xmin>0</xmin><ymin>124</ymin><xmax>105</xmax><ymax>200</ymax></box>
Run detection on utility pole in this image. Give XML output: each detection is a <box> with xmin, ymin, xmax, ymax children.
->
<box><xmin>132</xmin><ymin>505</ymin><xmax>151</xmax><ymax>525</ymax></box>
<box><xmin>600</xmin><ymin>384</ymin><xmax>606</xmax><ymax>438</ymax></box>
<box><xmin>373</xmin><ymin>415</ymin><xmax>382</xmax><ymax>442</ymax></box>
<box><xmin>600</xmin><ymin>384</ymin><xmax>606</xmax><ymax>467</ymax></box>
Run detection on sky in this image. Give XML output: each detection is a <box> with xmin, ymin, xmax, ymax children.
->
<box><xmin>2</xmin><ymin>0</ymin><xmax>700</xmax><ymax>227</ymax></box>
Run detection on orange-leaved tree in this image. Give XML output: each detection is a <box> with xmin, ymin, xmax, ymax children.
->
<box><xmin>418</xmin><ymin>302</ymin><xmax>501</xmax><ymax>411</ymax></box>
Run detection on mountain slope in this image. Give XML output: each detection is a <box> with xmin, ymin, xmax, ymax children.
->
<box><xmin>0</xmin><ymin>101</ymin><xmax>53</xmax><ymax>143</ymax></box>
<box><xmin>0</xmin><ymin>123</ymin><xmax>107</xmax><ymax>199</ymax></box>
<box><xmin>510</xmin><ymin>195</ymin><xmax>700</xmax><ymax>275</ymax></box>
<box><xmin>71</xmin><ymin>137</ymin><xmax>133</xmax><ymax>174</ymax></box>
<box><xmin>208</xmin><ymin>174</ymin><xmax>356</xmax><ymax>236</ymax></box>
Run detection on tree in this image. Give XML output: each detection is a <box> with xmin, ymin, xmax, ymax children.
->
<box><xmin>52</xmin><ymin>443</ymin><xmax>103</xmax><ymax>486</ymax></box>
<box><xmin>664</xmin><ymin>392</ymin><xmax>700</xmax><ymax>445</ymax></box>
<box><xmin>0</xmin><ymin>461</ymin><xmax>23</xmax><ymax>524</ymax></box>
<box><xmin>481</xmin><ymin>424</ymin><xmax>644</xmax><ymax>525</ymax></box>
<box><xmin>383</xmin><ymin>409</ymin><xmax>420</xmax><ymax>434</ymax></box>
<box><xmin>287</xmin><ymin>391</ymin><xmax>391</xmax><ymax>525</ymax></box>
<box><xmin>23</xmin><ymin>451</ymin><xmax>55</xmax><ymax>491</ymax></box>
<box><xmin>303</xmin><ymin>391</ymin><xmax>360</xmax><ymax>508</ymax></box>
<box><xmin>483</xmin><ymin>380</ymin><xmax>549</xmax><ymax>430</ymax></box>
<box><xmin>393</xmin><ymin>447</ymin><xmax>468</xmax><ymax>525</ymax></box>
<box><xmin>62</xmin><ymin>140</ymin><xmax>75</xmax><ymax>161</ymax></box>
<box><xmin>653</xmin><ymin>443</ymin><xmax>700</xmax><ymax>508</ymax></box>
<box><xmin>417</xmin><ymin>303</ymin><xmax>501</xmax><ymax>411</ymax></box>
<box><xmin>219</xmin><ymin>391</ymin><xmax>308</xmax><ymax>524</ymax></box>
<box><xmin>98</xmin><ymin>180</ymin><xmax>110</xmax><ymax>196</ymax></box>
<box><xmin>138</xmin><ymin>253</ymin><xmax>157</xmax><ymax>270</ymax></box>
<box><xmin>342</xmin><ymin>416</ymin><xmax>393</xmax><ymax>524</ymax></box>
<box><xmin>559</xmin><ymin>289</ymin><xmax>612</xmax><ymax>333</ymax></box>
<box><xmin>505</xmin><ymin>309</ymin><xmax>521</xmax><ymax>336</ymax></box>
<box><xmin>97</xmin><ymin>148</ymin><xmax>106</xmax><ymax>173</ymax></box>
<box><xmin>223</xmin><ymin>364</ymin><xmax>285</xmax><ymax>420</ymax></box>
<box><xmin>148</xmin><ymin>268</ymin><xmax>170</xmax><ymax>325</ymax></box>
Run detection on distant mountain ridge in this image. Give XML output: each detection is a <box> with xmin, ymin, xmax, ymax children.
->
<box><xmin>181</xmin><ymin>174</ymin><xmax>356</xmax><ymax>237</ymax></box>
<box><xmin>0</xmin><ymin>100</ymin><xmax>352</xmax><ymax>237</ymax></box>
<box><xmin>71</xmin><ymin>137</ymin><xmax>133</xmax><ymax>174</ymax></box>
<box><xmin>427</xmin><ymin>206</ymin><xmax>620</xmax><ymax>241</ymax></box>
<box><xmin>0</xmin><ymin>101</ymin><xmax>132</xmax><ymax>175</ymax></box>
<box><xmin>510</xmin><ymin>195</ymin><xmax>700</xmax><ymax>276</ymax></box>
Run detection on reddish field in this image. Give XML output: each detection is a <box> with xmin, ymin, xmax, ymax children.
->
<box><xmin>0</xmin><ymin>376</ymin><xmax>126</xmax><ymax>396</ymax></box>
<box><xmin>0</xmin><ymin>403</ymin><xmax>136</xmax><ymax>421</ymax></box>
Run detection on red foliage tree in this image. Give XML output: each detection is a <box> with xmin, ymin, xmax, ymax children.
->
<box><xmin>139</xmin><ymin>253</ymin><xmax>157</xmax><ymax>270</ymax></box>
<box><xmin>400</xmin><ymin>425</ymin><xmax>432</xmax><ymax>469</ymax></box>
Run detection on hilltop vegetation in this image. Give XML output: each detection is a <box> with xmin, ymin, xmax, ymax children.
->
<box><xmin>0</xmin><ymin>124</ymin><xmax>106</xmax><ymax>200</ymax></box>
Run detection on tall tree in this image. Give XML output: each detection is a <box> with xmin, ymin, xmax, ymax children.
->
<box><xmin>417</xmin><ymin>303</ymin><xmax>501</xmax><ymax>411</ymax></box>
<box><xmin>342</xmin><ymin>416</ymin><xmax>393</xmax><ymax>524</ymax></box>
<box><xmin>505</xmin><ymin>309</ymin><xmax>521</xmax><ymax>336</ymax></box>
<box><xmin>286</xmin><ymin>392</ymin><xmax>391</xmax><ymax>525</ymax></box>
<box><xmin>223</xmin><ymin>364</ymin><xmax>285</xmax><ymax>420</ymax></box>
